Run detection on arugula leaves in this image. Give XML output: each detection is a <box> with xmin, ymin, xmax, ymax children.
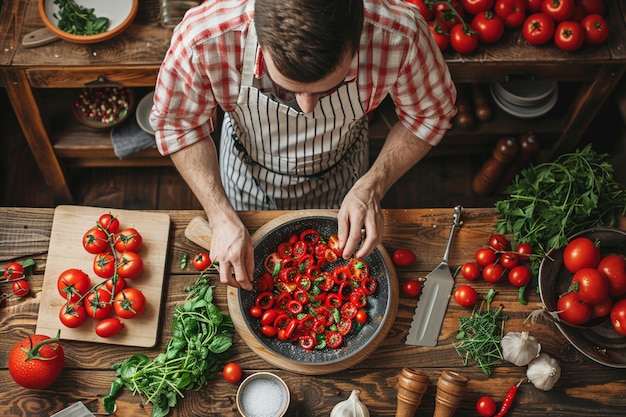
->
<box><xmin>53</xmin><ymin>0</ymin><xmax>110</xmax><ymax>36</ymax></box>
<box><xmin>103</xmin><ymin>275</ymin><xmax>234</xmax><ymax>417</ymax></box>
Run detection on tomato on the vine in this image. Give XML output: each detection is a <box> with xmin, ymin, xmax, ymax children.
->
<box><xmin>488</xmin><ymin>233</ymin><xmax>511</xmax><ymax>251</ymax></box>
<box><xmin>3</xmin><ymin>262</ymin><xmax>25</xmax><ymax>281</ymax></box>
<box><xmin>482</xmin><ymin>263</ymin><xmax>505</xmax><ymax>283</ymax></box>
<box><xmin>476</xmin><ymin>395</ymin><xmax>497</xmax><ymax>417</ymax></box>
<box><xmin>563</xmin><ymin>237</ymin><xmax>600</xmax><ymax>273</ymax></box>
<box><xmin>59</xmin><ymin>302</ymin><xmax>87</xmax><ymax>328</ymax></box>
<box><xmin>581</xmin><ymin>13</ymin><xmax>610</xmax><ymax>45</ymax></box>
<box><xmin>113</xmin><ymin>287</ymin><xmax>147</xmax><ymax>319</ymax></box>
<box><xmin>223</xmin><ymin>362</ymin><xmax>243</xmax><ymax>383</ymax></box>
<box><xmin>93</xmin><ymin>252</ymin><xmax>116</xmax><ymax>279</ymax></box>
<box><xmin>577</xmin><ymin>0</ymin><xmax>605</xmax><ymax>16</ymax></box>
<box><xmin>475</xmin><ymin>247</ymin><xmax>497</xmax><ymax>267</ymax></box>
<box><xmin>402</xmin><ymin>280</ymin><xmax>422</xmax><ymax>298</ymax></box>
<box><xmin>105</xmin><ymin>276</ymin><xmax>126</xmax><ymax>293</ymax></box>
<box><xmin>114</xmin><ymin>228</ymin><xmax>143</xmax><ymax>252</ymax></box>
<box><xmin>192</xmin><ymin>252</ymin><xmax>212</xmax><ymax>271</ymax></box>
<box><xmin>12</xmin><ymin>280</ymin><xmax>30</xmax><ymax>297</ymax></box>
<box><xmin>393</xmin><ymin>248</ymin><xmax>417</xmax><ymax>267</ymax></box>
<box><xmin>515</xmin><ymin>243</ymin><xmax>533</xmax><ymax>260</ymax></box>
<box><xmin>450</xmin><ymin>23</ymin><xmax>479</xmax><ymax>54</ymax></box>
<box><xmin>472</xmin><ymin>11</ymin><xmax>505</xmax><ymax>44</ymax></box>
<box><xmin>57</xmin><ymin>268</ymin><xmax>91</xmax><ymax>303</ymax></box>
<box><xmin>554</xmin><ymin>20</ymin><xmax>585</xmax><ymax>51</ymax></box>
<box><xmin>542</xmin><ymin>0</ymin><xmax>575</xmax><ymax>22</ymax></box>
<box><xmin>117</xmin><ymin>251</ymin><xmax>144</xmax><ymax>279</ymax></box>
<box><xmin>461</xmin><ymin>262</ymin><xmax>481</xmax><ymax>280</ymax></box>
<box><xmin>461</xmin><ymin>0</ymin><xmax>495</xmax><ymax>15</ymax></box>
<box><xmin>429</xmin><ymin>21</ymin><xmax>450</xmax><ymax>51</ymax></box>
<box><xmin>85</xmin><ymin>288</ymin><xmax>113</xmax><ymax>319</ymax></box>
<box><xmin>406</xmin><ymin>0</ymin><xmax>434</xmax><ymax>21</ymax></box>
<box><xmin>494</xmin><ymin>0</ymin><xmax>527</xmax><ymax>28</ymax></box>
<box><xmin>83</xmin><ymin>227</ymin><xmax>109</xmax><ymax>254</ymax></box>
<box><xmin>508</xmin><ymin>265</ymin><xmax>532</xmax><ymax>287</ymax></box>
<box><xmin>500</xmin><ymin>252</ymin><xmax>519</xmax><ymax>269</ymax></box>
<box><xmin>527</xmin><ymin>0</ymin><xmax>543</xmax><ymax>12</ymax></box>
<box><xmin>522</xmin><ymin>12</ymin><xmax>556</xmax><ymax>45</ymax></box>
<box><xmin>98</xmin><ymin>213</ymin><xmax>120</xmax><ymax>234</ymax></box>
<box><xmin>455</xmin><ymin>285</ymin><xmax>478</xmax><ymax>307</ymax></box>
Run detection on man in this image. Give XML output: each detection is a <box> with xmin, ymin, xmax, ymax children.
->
<box><xmin>150</xmin><ymin>0</ymin><xmax>456</xmax><ymax>290</ymax></box>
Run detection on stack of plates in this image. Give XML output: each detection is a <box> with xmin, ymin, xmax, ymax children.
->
<box><xmin>490</xmin><ymin>80</ymin><xmax>558</xmax><ymax>119</ymax></box>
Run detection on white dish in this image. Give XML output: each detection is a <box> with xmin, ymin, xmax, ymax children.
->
<box><xmin>493</xmin><ymin>80</ymin><xmax>558</xmax><ymax>106</ymax></box>
<box><xmin>236</xmin><ymin>372</ymin><xmax>290</xmax><ymax>417</ymax></box>
<box><xmin>136</xmin><ymin>91</ymin><xmax>156</xmax><ymax>135</ymax></box>
<box><xmin>490</xmin><ymin>83</ymin><xmax>558</xmax><ymax>119</ymax></box>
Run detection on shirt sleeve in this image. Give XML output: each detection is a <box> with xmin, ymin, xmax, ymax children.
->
<box><xmin>391</xmin><ymin>18</ymin><xmax>457</xmax><ymax>146</ymax></box>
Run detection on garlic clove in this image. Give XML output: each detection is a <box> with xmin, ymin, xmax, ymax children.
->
<box><xmin>501</xmin><ymin>331</ymin><xmax>541</xmax><ymax>367</ymax></box>
<box><xmin>330</xmin><ymin>389</ymin><xmax>370</xmax><ymax>417</ymax></box>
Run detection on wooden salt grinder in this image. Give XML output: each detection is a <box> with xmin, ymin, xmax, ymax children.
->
<box><xmin>496</xmin><ymin>131</ymin><xmax>539</xmax><ymax>193</ymax></box>
<box><xmin>472</xmin><ymin>136</ymin><xmax>519</xmax><ymax>196</ymax></box>
<box><xmin>395</xmin><ymin>368</ymin><xmax>429</xmax><ymax>417</ymax></box>
<box><xmin>433</xmin><ymin>370</ymin><xmax>468</xmax><ymax>417</ymax></box>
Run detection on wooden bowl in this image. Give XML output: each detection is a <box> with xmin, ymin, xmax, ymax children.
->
<box><xmin>72</xmin><ymin>87</ymin><xmax>134</xmax><ymax>129</ymax></box>
<box><xmin>227</xmin><ymin>210</ymin><xmax>399</xmax><ymax>375</ymax></box>
<box><xmin>38</xmin><ymin>0</ymin><xmax>138</xmax><ymax>44</ymax></box>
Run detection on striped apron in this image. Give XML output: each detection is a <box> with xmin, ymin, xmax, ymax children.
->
<box><xmin>219</xmin><ymin>23</ymin><xmax>368</xmax><ymax>210</ymax></box>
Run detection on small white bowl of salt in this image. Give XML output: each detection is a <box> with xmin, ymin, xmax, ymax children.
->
<box><xmin>236</xmin><ymin>372</ymin><xmax>290</xmax><ymax>417</ymax></box>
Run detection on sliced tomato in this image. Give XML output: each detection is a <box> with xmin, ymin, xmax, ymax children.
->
<box><xmin>276</xmin><ymin>292</ymin><xmax>292</xmax><ymax>310</ymax></box>
<box><xmin>300</xmin><ymin>229</ymin><xmax>321</xmax><ymax>245</ymax></box>
<box><xmin>333</xmin><ymin>265</ymin><xmax>352</xmax><ymax>285</ymax></box>
<box><xmin>256</xmin><ymin>272</ymin><xmax>274</xmax><ymax>292</ymax></box>
<box><xmin>341</xmin><ymin>301</ymin><xmax>358</xmax><ymax>319</ymax></box>
<box><xmin>328</xmin><ymin>234</ymin><xmax>342</xmax><ymax>257</ymax></box>
<box><xmin>361</xmin><ymin>277</ymin><xmax>378</xmax><ymax>295</ymax></box>
<box><xmin>325</xmin><ymin>293</ymin><xmax>342</xmax><ymax>309</ymax></box>
<box><xmin>325</xmin><ymin>330</ymin><xmax>343</xmax><ymax>349</ymax></box>
<box><xmin>277</xmin><ymin>242</ymin><xmax>293</xmax><ymax>259</ymax></box>
<box><xmin>292</xmin><ymin>240</ymin><xmax>308</xmax><ymax>258</ymax></box>
<box><xmin>299</xmin><ymin>334</ymin><xmax>316</xmax><ymax>350</ymax></box>
<box><xmin>264</xmin><ymin>252</ymin><xmax>283</xmax><ymax>275</ymax></box>
<box><xmin>349</xmin><ymin>258</ymin><xmax>369</xmax><ymax>280</ymax></box>
<box><xmin>287</xmin><ymin>299</ymin><xmax>304</xmax><ymax>315</ymax></box>
<box><xmin>255</xmin><ymin>291</ymin><xmax>275</xmax><ymax>309</ymax></box>
<box><xmin>337</xmin><ymin>319</ymin><xmax>353</xmax><ymax>336</ymax></box>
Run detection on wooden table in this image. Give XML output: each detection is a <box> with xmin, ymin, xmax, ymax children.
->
<box><xmin>1</xmin><ymin>207</ymin><xmax>625</xmax><ymax>416</ymax></box>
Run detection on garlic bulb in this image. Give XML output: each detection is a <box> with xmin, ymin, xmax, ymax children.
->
<box><xmin>501</xmin><ymin>331</ymin><xmax>541</xmax><ymax>366</ymax></box>
<box><xmin>330</xmin><ymin>390</ymin><xmax>370</xmax><ymax>417</ymax></box>
<box><xmin>527</xmin><ymin>353</ymin><xmax>561</xmax><ymax>391</ymax></box>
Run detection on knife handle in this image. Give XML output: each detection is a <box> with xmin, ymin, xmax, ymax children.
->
<box><xmin>441</xmin><ymin>205</ymin><xmax>462</xmax><ymax>264</ymax></box>
<box><xmin>184</xmin><ymin>216</ymin><xmax>213</xmax><ymax>251</ymax></box>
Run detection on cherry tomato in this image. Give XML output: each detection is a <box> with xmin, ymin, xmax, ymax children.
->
<box><xmin>472</xmin><ymin>11</ymin><xmax>505</xmax><ymax>44</ymax></box>
<box><xmin>98</xmin><ymin>213</ymin><xmax>120</xmax><ymax>233</ymax></box>
<box><xmin>249</xmin><ymin>306</ymin><xmax>263</xmax><ymax>318</ymax></box>
<box><xmin>192</xmin><ymin>252</ymin><xmax>212</xmax><ymax>271</ymax></box>
<box><xmin>475</xmin><ymin>247</ymin><xmax>497</xmax><ymax>267</ymax></box>
<box><xmin>455</xmin><ymin>285</ymin><xmax>478</xmax><ymax>307</ymax></box>
<box><xmin>557</xmin><ymin>291</ymin><xmax>591</xmax><ymax>325</ymax></box>
<box><xmin>83</xmin><ymin>227</ymin><xmax>109</xmax><ymax>254</ymax></box>
<box><xmin>117</xmin><ymin>251</ymin><xmax>144</xmax><ymax>279</ymax></box>
<box><xmin>542</xmin><ymin>0</ymin><xmax>575</xmax><ymax>21</ymax></box>
<box><xmin>59</xmin><ymin>302</ymin><xmax>87</xmax><ymax>328</ymax></box>
<box><xmin>429</xmin><ymin>21</ymin><xmax>450</xmax><ymax>51</ymax></box>
<box><xmin>494</xmin><ymin>0</ymin><xmax>527</xmax><ymax>28</ymax></box>
<box><xmin>461</xmin><ymin>0</ymin><xmax>495</xmax><ymax>15</ymax></box>
<box><xmin>223</xmin><ymin>362</ymin><xmax>243</xmax><ymax>383</ymax></box>
<box><xmin>527</xmin><ymin>0</ymin><xmax>543</xmax><ymax>12</ymax></box>
<box><xmin>95</xmin><ymin>317</ymin><xmax>124</xmax><ymax>338</ymax></box>
<box><xmin>592</xmin><ymin>296</ymin><xmax>612</xmax><ymax>318</ymax></box>
<box><xmin>113</xmin><ymin>287</ymin><xmax>147</xmax><ymax>319</ymax></box>
<box><xmin>597</xmin><ymin>254</ymin><xmax>626</xmax><ymax>297</ymax></box>
<box><xmin>57</xmin><ymin>268</ymin><xmax>91</xmax><ymax>303</ymax></box>
<box><xmin>393</xmin><ymin>248</ymin><xmax>417</xmax><ymax>267</ymax></box>
<box><xmin>515</xmin><ymin>243</ymin><xmax>533</xmax><ymax>260</ymax></box>
<box><xmin>355</xmin><ymin>309</ymin><xmax>368</xmax><ymax>324</ymax></box>
<box><xmin>461</xmin><ymin>262</ymin><xmax>481</xmax><ymax>281</ymax></box>
<box><xmin>500</xmin><ymin>252</ymin><xmax>519</xmax><ymax>269</ymax></box>
<box><xmin>405</xmin><ymin>0</ymin><xmax>434</xmax><ymax>21</ymax></box>
<box><xmin>554</xmin><ymin>20</ymin><xmax>585</xmax><ymax>51</ymax></box>
<box><xmin>522</xmin><ymin>12</ymin><xmax>556</xmax><ymax>45</ymax></box>
<box><xmin>610</xmin><ymin>299</ymin><xmax>626</xmax><ymax>336</ymax></box>
<box><xmin>450</xmin><ymin>23</ymin><xmax>479</xmax><ymax>54</ymax></box>
<box><xmin>482</xmin><ymin>263</ymin><xmax>505</xmax><ymax>283</ymax></box>
<box><xmin>488</xmin><ymin>234</ymin><xmax>511</xmax><ymax>251</ymax></box>
<box><xmin>260</xmin><ymin>325</ymin><xmax>277</xmax><ymax>337</ymax></box>
<box><xmin>563</xmin><ymin>237</ymin><xmax>600</xmax><ymax>273</ymax></box>
<box><xmin>85</xmin><ymin>288</ymin><xmax>113</xmax><ymax>319</ymax></box>
<box><xmin>93</xmin><ymin>252</ymin><xmax>116</xmax><ymax>279</ymax></box>
<box><xmin>402</xmin><ymin>280</ymin><xmax>422</xmax><ymax>298</ymax></box>
<box><xmin>12</xmin><ymin>279</ymin><xmax>30</xmax><ymax>297</ymax></box>
<box><xmin>476</xmin><ymin>395</ymin><xmax>497</xmax><ymax>417</ymax></box>
<box><xmin>571</xmin><ymin>267</ymin><xmax>609</xmax><ymax>305</ymax></box>
<box><xmin>105</xmin><ymin>276</ymin><xmax>126</xmax><ymax>293</ymax></box>
<box><xmin>581</xmin><ymin>13</ymin><xmax>610</xmax><ymax>45</ymax></box>
<box><xmin>508</xmin><ymin>265</ymin><xmax>532</xmax><ymax>287</ymax></box>
<box><xmin>577</xmin><ymin>0</ymin><xmax>605</xmax><ymax>15</ymax></box>
<box><xmin>114</xmin><ymin>228</ymin><xmax>143</xmax><ymax>252</ymax></box>
<box><xmin>3</xmin><ymin>262</ymin><xmax>25</xmax><ymax>281</ymax></box>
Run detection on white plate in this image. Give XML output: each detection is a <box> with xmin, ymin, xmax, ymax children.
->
<box><xmin>490</xmin><ymin>83</ymin><xmax>558</xmax><ymax>119</ymax></box>
<box><xmin>493</xmin><ymin>80</ymin><xmax>558</xmax><ymax>107</ymax></box>
<box><xmin>136</xmin><ymin>91</ymin><xmax>156</xmax><ymax>135</ymax></box>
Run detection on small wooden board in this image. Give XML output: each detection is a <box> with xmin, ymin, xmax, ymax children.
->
<box><xmin>36</xmin><ymin>205</ymin><xmax>170</xmax><ymax>348</ymax></box>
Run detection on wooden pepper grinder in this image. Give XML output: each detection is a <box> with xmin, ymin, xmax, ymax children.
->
<box><xmin>472</xmin><ymin>136</ymin><xmax>519</xmax><ymax>196</ymax></box>
<box><xmin>433</xmin><ymin>370</ymin><xmax>469</xmax><ymax>417</ymax></box>
<box><xmin>496</xmin><ymin>131</ymin><xmax>539</xmax><ymax>193</ymax></box>
<box><xmin>395</xmin><ymin>368</ymin><xmax>430</xmax><ymax>417</ymax></box>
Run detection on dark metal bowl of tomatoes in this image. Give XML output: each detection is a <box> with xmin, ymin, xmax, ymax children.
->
<box><xmin>231</xmin><ymin>213</ymin><xmax>398</xmax><ymax>375</ymax></box>
<box><xmin>538</xmin><ymin>227</ymin><xmax>626</xmax><ymax>368</ymax></box>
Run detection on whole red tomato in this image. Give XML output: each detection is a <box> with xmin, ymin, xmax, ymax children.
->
<box><xmin>581</xmin><ymin>14</ymin><xmax>610</xmax><ymax>45</ymax></box>
<box><xmin>577</xmin><ymin>0</ymin><xmax>605</xmax><ymax>16</ymax></box>
<box><xmin>83</xmin><ymin>227</ymin><xmax>109</xmax><ymax>254</ymax></box>
<box><xmin>542</xmin><ymin>0</ymin><xmax>575</xmax><ymax>22</ymax></box>
<box><xmin>93</xmin><ymin>252</ymin><xmax>116</xmax><ymax>279</ymax></box>
<box><xmin>402</xmin><ymin>280</ymin><xmax>422</xmax><ymax>297</ymax></box>
<box><xmin>405</xmin><ymin>0</ymin><xmax>434</xmax><ymax>21</ymax></box>
<box><xmin>557</xmin><ymin>291</ymin><xmax>591</xmax><ymax>325</ymax></box>
<box><xmin>500</xmin><ymin>252</ymin><xmax>519</xmax><ymax>269</ymax></box>
<box><xmin>223</xmin><ymin>362</ymin><xmax>243</xmax><ymax>383</ymax></box>
<box><xmin>610</xmin><ymin>299</ymin><xmax>626</xmax><ymax>336</ymax></box>
<box><xmin>114</xmin><ymin>228</ymin><xmax>143</xmax><ymax>252</ymax></box>
<box><xmin>495</xmin><ymin>0</ymin><xmax>527</xmax><ymax>28</ymax></box>
<box><xmin>554</xmin><ymin>20</ymin><xmax>585</xmax><ymax>51</ymax></box>
<box><xmin>597</xmin><ymin>254</ymin><xmax>626</xmax><ymax>297</ymax></box>
<box><xmin>461</xmin><ymin>0</ymin><xmax>495</xmax><ymax>15</ymax></box>
<box><xmin>488</xmin><ymin>233</ymin><xmax>511</xmax><ymax>251</ymax></box>
<box><xmin>515</xmin><ymin>242</ymin><xmax>533</xmax><ymax>260</ymax></box>
<box><xmin>563</xmin><ymin>237</ymin><xmax>600</xmax><ymax>273</ymax></box>
<box><xmin>461</xmin><ymin>261</ymin><xmax>481</xmax><ymax>280</ymax></box>
<box><xmin>571</xmin><ymin>267</ymin><xmax>609</xmax><ymax>304</ymax></box>
<box><xmin>113</xmin><ymin>287</ymin><xmax>146</xmax><ymax>319</ymax></box>
<box><xmin>434</xmin><ymin>1</ymin><xmax>465</xmax><ymax>32</ymax></box>
<box><xmin>8</xmin><ymin>331</ymin><xmax>65</xmax><ymax>389</ymax></box>
<box><xmin>508</xmin><ymin>265</ymin><xmax>531</xmax><ymax>287</ymax></box>
<box><xmin>85</xmin><ymin>288</ymin><xmax>113</xmax><ymax>319</ymax></box>
<box><xmin>454</xmin><ymin>285</ymin><xmax>478</xmax><ymax>307</ymax></box>
<box><xmin>592</xmin><ymin>296</ymin><xmax>612</xmax><ymax>318</ymax></box>
<box><xmin>429</xmin><ymin>21</ymin><xmax>451</xmax><ymax>51</ymax></box>
<box><xmin>522</xmin><ymin>12</ymin><xmax>556</xmax><ymax>45</ymax></box>
<box><xmin>472</xmin><ymin>11</ymin><xmax>505</xmax><ymax>43</ymax></box>
<box><xmin>117</xmin><ymin>251</ymin><xmax>144</xmax><ymax>279</ymax></box>
<box><xmin>482</xmin><ymin>263</ymin><xmax>505</xmax><ymax>283</ymax></box>
<box><xmin>98</xmin><ymin>213</ymin><xmax>120</xmax><ymax>234</ymax></box>
<box><xmin>393</xmin><ymin>248</ymin><xmax>417</xmax><ymax>267</ymax></box>
<box><xmin>192</xmin><ymin>252</ymin><xmax>212</xmax><ymax>271</ymax></box>
<box><xmin>475</xmin><ymin>247</ymin><xmax>497</xmax><ymax>267</ymax></box>
<box><xmin>57</xmin><ymin>268</ymin><xmax>91</xmax><ymax>302</ymax></box>
<box><xmin>12</xmin><ymin>280</ymin><xmax>30</xmax><ymax>297</ymax></box>
<box><xmin>95</xmin><ymin>317</ymin><xmax>124</xmax><ymax>338</ymax></box>
<box><xmin>450</xmin><ymin>24</ymin><xmax>479</xmax><ymax>54</ymax></box>
<box><xmin>59</xmin><ymin>302</ymin><xmax>87</xmax><ymax>328</ymax></box>
<box><xmin>3</xmin><ymin>262</ymin><xmax>25</xmax><ymax>281</ymax></box>
<box><xmin>527</xmin><ymin>0</ymin><xmax>544</xmax><ymax>12</ymax></box>
<box><xmin>476</xmin><ymin>395</ymin><xmax>497</xmax><ymax>417</ymax></box>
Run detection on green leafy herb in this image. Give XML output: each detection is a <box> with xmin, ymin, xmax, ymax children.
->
<box><xmin>179</xmin><ymin>254</ymin><xmax>187</xmax><ymax>270</ymax></box>
<box><xmin>102</xmin><ymin>274</ymin><xmax>234</xmax><ymax>417</ymax></box>
<box><xmin>53</xmin><ymin>0</ymin><xmax>110</xmax><ymax>36</ymax></box>
<box><xmin>454</xmin><ymin>289</ymin><xmax>507</xmax><ymax>375</ymax></box>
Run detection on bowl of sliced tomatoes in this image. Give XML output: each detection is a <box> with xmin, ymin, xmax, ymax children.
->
<box><xmin>226</xmin><ymin>210</ymin><xmax>398</xmax><ymax>375</ymax></box>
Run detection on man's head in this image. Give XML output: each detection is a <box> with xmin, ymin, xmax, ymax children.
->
<box><xmin>255</xmin><ymin>0</ymin><xmax>364</xmax><ymax>83</ymax></box>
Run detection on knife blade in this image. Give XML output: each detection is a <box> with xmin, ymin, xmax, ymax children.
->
<box><xmin>405</xmin><ymin>205</ymin><xmax>462</xmax><ymax>347</ymax></box>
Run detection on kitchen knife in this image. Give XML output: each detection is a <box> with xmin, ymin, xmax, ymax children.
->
<box><xmin>405</xmin><ymin>205</ymin><xmax>462</xmax><ymax>347</ymax></box>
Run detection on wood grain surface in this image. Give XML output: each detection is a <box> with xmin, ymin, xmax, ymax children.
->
<box><xmin>2</xmin><ymin>207</ymin><xmax>626</xmax><ymax>417</ymax></box>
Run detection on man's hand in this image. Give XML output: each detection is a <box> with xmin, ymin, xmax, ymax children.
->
<box><xmin>209</xmin><ymin>219</ymin><xmax>255</xmax><ymax>291</ymax></box>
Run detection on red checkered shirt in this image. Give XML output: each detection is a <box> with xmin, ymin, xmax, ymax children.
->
<box><xmin>151</xmin><ymin>0</ymin><xmax>457</xmax><ymax>156</ymax></box>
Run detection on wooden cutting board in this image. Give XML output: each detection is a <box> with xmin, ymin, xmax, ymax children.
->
<box><xmin>36</xmin><ymin>205</ymin><xmax>170</xmax><ymax>348</ymax></box>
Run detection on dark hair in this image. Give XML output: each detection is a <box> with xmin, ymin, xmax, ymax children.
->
<box><xmin>255</xmin><ymin>0</ymin><xmax>364</xmax><ymax>83</ymax></box>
